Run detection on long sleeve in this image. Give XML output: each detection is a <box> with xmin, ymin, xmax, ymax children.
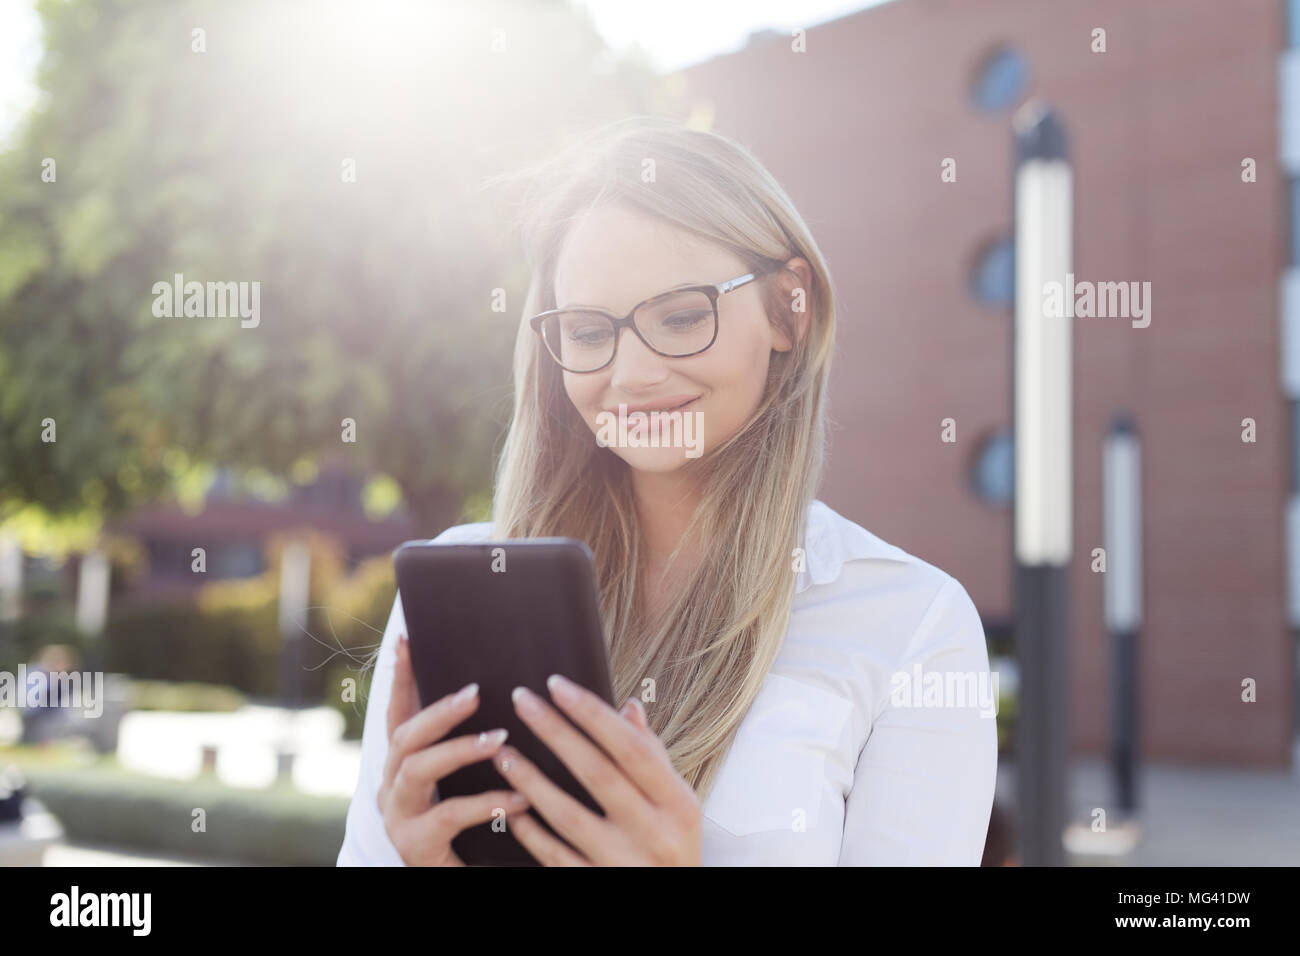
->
<box><xmin>837</xmin><ymin>577</ymin><xmax>998</xmax><ymax>865</ymax></box>
<box><xmin>336</xmin><ymin>591</ymin><xmax>407</xmax><ymax>866</ymax></box>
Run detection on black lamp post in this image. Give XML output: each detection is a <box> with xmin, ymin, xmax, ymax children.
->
<box><xmin>1012</xmin><ymin>101</ymin><xmax>1073</xmax><ymax>867</ymax></box>
<box><xmin>1104</xmin><ymin>415</ymin><xmax>1142</xmax><ymax>817</ymax></box>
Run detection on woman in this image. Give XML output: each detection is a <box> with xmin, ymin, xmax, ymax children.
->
<box><xmin>338</xmin><ymin>116</ymin><xmax>997</xmax><ymax>866</ymax></box>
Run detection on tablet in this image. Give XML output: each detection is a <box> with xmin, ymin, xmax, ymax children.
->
<box><xmin>393</xmin><ymin>537</ymin><xmax>616</xmax><ymax>866</ymax></box>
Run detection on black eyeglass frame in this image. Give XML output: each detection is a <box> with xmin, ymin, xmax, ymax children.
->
<box><xmin>529</xmin><ymin>268</ymin><xmax>772</xmax><ymax>374</ymax></box>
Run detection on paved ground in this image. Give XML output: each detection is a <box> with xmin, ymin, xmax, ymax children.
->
<box><xmin>996</xmin><ymin>751</ymin><xmax>1300</xmax><ymax>866</ymax></box>
<box><xmin>14</xmin><ymin>702</ymin><xmax>1299</xmax><ymax>866</ymax></box>
<box><xmin>41</xmin><ymin>842</ymin><xmax>219</xmax><ymax>866</ymax></box>
<box><xmin>35</xmin><ymin>755</ymin><xmax>1300</xmax><ymax>867</ymax></box>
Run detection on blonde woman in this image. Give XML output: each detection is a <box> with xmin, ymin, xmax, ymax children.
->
<box><xmin>338</xmin><ymin>116</ymin><xmax>998</xmax><ymax>866</ymax></box>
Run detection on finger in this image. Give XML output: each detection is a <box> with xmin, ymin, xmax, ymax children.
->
<box><xmin>387</xmin><ymin>634</ymin><xmax>419</xmax><ymax>741</ymax></box>
<box><xmin>506</xmin><ymin>810</ymin><xmax>590</xmax><ymax>866</ymax></box>
<box><xmin>621</xmin><ymin>697</ymin><xmax>650</xmax><ymax>734</ymax></box>
<box><xmin>492</xmin><ymin>745</ymin><xmax>618</xmax><ymax>863</ymax></box>
<box><xmin>511</xmin><ymin>685</ymin><xmax>647</xmax><ymax>821</ymax></box>
<box><xmin>422</xmin><ymin>789</ymin><xmax>531</xmax><ymax>846</ymax></box>
<box><xmin>382</xmin><ymin>683</ymin><xmax>480</xmax><ymax>793</ymax></box>
<box><xmin>546</xmin><ymin>675</ymin><xmax>689</xmax><ymax>810</ymax></box>
<box><xmin>390</xmin><ymin>728</ymin><xmax>510</xmax><ymax>817</ymax></box>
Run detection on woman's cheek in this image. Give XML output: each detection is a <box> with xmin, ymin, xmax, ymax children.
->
<box><xmin>562</xmin><ymin>375</ymin><xmax>603</xmax><ymax>432</ymax></box>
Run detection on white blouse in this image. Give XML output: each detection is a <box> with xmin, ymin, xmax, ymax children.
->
<box><xmin>337</xmin><ymin>499</ymin><xmax>998</xmax><ymax>866</ymax></box>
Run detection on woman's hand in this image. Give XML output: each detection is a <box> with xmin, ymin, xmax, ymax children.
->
<box><xmin>495</xmin><ymin>674</ymin><xmax>701</xmax><ymax>865</ymax></box>
<box><xmin>378</xmin><ymin>633</ymin><xmax>530</xmax><ymax>866</ymax></box>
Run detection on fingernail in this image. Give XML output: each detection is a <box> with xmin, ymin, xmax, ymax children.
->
<box><xmin>512</xmin><ymin>686</ymin><xmax>542</xmax><ymax>716</ymax></box>
<box><xmin>455</xmin><ymin>682</ymin><xmax>479</xmax><ymax>704</ymax></box>
<box><xmin>497</xmin><ymin>747</ymin><xmax>515</xmax><ymax>773</ymax></box>
<box><xmin>477</xmin><ymin>728</ymin><xmax>508</xmax><ymax>749</ymax></box>
<box><xmin>546</xmin><ymin>673</ymin><xmax>577</xmax><ymax>704</ymax></box>
<box><xmin>508</xmin><ymin>791</ymin><xmax>529</xmax><ymax>808</ymax></box>
<box><xmin>621</xmin><ymin>700</ymin><xmax>635</xmax><ymax>719</ymax></box>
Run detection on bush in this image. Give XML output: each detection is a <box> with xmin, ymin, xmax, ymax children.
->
<box><xmin>313</xmin><ymin>554</ymin><xmax>394</xmax><ymax>740</ymax></box>
<box><xmin>102</xmin><ymin>600</ymin><xmax>282</xmax><ymax>697</ymax></box>
<box><xmin>324</xmin><ymin>661</ymin><xmax>369</xmax><ymax>740</ymax></box>
<box><xmin>99</xmin><ymin>532</ymin><xmax>397</xmax><ymax>715</ymax></box>
<box><xmin>22</xmin><ymin>763</ymin><xmax>348</xmax><ymax>866</ymax></box>
<box><xmin>126</xmin><ymin>679</ymin><xmax>246</xmax><ymax>712</ymax></box>
<box><xmin>0</xmin><ymin>609</ymin><xmax>87</xmax><ymax>674</ymax></box>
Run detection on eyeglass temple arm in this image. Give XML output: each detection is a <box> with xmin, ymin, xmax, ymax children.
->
<box><xmin>717</xmin><ymin>272</ymin><xmax>759</xmax><ymax>295</ymax></box>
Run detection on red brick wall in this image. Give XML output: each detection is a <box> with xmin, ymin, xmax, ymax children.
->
<box><xmin>682</xmin><ymin>0</ymin><xmax>1292</xmax><ymax>766</ymax></box>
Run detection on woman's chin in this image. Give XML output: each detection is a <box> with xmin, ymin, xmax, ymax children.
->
<box><xmin>611</xmin><ymin>445</ymin><xmax>705</xmax><ymax>473</ymax></box>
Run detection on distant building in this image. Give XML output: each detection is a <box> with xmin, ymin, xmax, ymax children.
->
<box><xmin>105</xmin><ymin>460</ymin><xmax>417</xmax><ymax>606</ymax></box>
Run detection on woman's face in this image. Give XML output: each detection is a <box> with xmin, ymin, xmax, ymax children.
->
<box><xmin>551</xmin><ymin>202</ymin><xmax>801</xmax><ymax>474</ymax></box>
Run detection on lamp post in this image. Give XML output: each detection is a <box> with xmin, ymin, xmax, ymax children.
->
<box><xmin>1104</xmin><ymin>415</ymin><xmax>1142</xmax><ymax>817</ymax></box>
<box><xmin>1012</xmin><ymin>101</ymin><xmax>1073</xmax><ymax>867</ymax></box>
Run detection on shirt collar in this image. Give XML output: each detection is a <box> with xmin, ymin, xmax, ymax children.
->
<box><xmin>796</xmin><ymin>499</ymin><xmax>906</xmax><ymax>594</ymax></box>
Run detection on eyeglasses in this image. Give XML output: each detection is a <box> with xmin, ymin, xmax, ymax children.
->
<box><xmin>529</xmin><ymin>269</ymin><xmax>770</xmax><ymax>374</ymax></box>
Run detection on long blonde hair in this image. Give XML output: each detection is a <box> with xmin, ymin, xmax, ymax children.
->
<box><xmin>489</xmin><ymin>116</ymin><xmax>838</xmax><ymax>801</ymax></box>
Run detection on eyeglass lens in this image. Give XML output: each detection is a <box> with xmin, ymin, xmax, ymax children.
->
<box><xmin>541</xmin><ymin>289</ymin><xmax>715</xmax><ymax>371</ymax></box>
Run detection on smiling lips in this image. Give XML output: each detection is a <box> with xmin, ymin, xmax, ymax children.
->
<box><xmin>603</xmin><ymin>395</ymin><xmax>701</xmax><ymax>415</ymax></box>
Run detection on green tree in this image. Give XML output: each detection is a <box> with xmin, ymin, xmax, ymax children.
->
<box><xmin>0</xmin><ymin>0</ymin><xmax>671</xmax><ymax>532</ymax></box>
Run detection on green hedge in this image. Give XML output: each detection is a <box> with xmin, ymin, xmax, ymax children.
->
<box><xmin>24</xmin><ymin>765</ymin><xmax>348</xmax><ymax>866</ymax></box>
<box><xmin>127</xmin><ymin>679</ymin><xmax>246</xmax><ymax>712</ymax></box>
<box><xmin>102</xmin><ymin>602</ymin><xmax>284</xmax><ymax>697</ymax></box>
<box><xmin>0</xmin><ymin>610</ymin><xmax>87</xmax><ymax>673</ymax></box>
<box><xmin>5</xmin><ymin>533</ymin><xmax>396</xmax><ymax>736</ymax></box>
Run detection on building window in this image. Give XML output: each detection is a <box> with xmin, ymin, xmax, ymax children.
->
<box><xmin>1291</xmin><ymin>176</ymin><xmax>1300</xmax><ymax>267</ymax></box>
<box><xmin>210</xmin><ymin>541</ymin><xmax>264</xmax><ymax>579</ymax></box>
<box><xmin>146</xmin><ymin>539</ymin><xmax>191</xmax><ymax>578</ymax></box>
<box><xmin>970</xmin><ymin>236</ymin><xmax>1014</xmax><ymax>307</ymax></box>
<box><xmin>972</xmin><ymin>430</ymin><xmax>1014</xmax><ymax>506</ymax></box>
<box><xmin>972</xmin><ymin>47</ymin><xmax>1028</xmax><ymax>113</ymax></box>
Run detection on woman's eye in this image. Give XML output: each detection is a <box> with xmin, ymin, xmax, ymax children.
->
<box><xmin>567</xmin><ymin>326</ymin><xmax>612</xmax><ymax>347</ymax></box>
<box><xmin>662</xmin><ymin>310</ymin><xmax>710</xmax><ymax>330</ymax></box>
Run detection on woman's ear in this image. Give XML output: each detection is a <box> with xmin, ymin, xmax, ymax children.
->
<box><xmin>771</xmin><ymin>257</ymin><xmax>813</xmax><ymax>352</ymax></box>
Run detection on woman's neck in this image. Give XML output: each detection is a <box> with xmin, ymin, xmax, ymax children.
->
<box><xmin>630</xmin><ymin>467</ymin><xmax>703</xmax><ymax>582</ymax></box>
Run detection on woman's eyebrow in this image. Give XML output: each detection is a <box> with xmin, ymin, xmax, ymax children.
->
<box><xmin>557</xmin><ymin>281</ymin><xmax>699</xmax><ymax>311</ymax></box>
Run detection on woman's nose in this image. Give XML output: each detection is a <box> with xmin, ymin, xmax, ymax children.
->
<box><xmin>608</xmin><ymin>327</ymin><xmax>670</xmax><ymax>389</ymax></box>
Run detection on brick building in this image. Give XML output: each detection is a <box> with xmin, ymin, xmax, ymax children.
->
<box><xmin>104</xmin><ymin>459</ymin><xmax>417</xmax><ymax>607</ymax></box>
<box><xmin>682</xmin><ymin>0</ymin><xmax>1295</xmax><ymax>766</ymax></box>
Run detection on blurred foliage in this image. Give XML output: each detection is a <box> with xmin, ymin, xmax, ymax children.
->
<box><xmin>126</xmin><ymin>679</ymin><xmax>245</xmax><ymax>712</ymax></box>
<box><xmin>996</xmin><ymin>678</ymin><xmax>1016</xmax><ymax>753</ymax></box>
<box><xmin>317</xmin><ymin>551</ymin><xmax>398</xmax><ymax>738</ymax></box>
<box><xmin>197</xmin><ymin>529</ymin><xmax>349</xmax><ymax>613</ymax></box>
<box><xmin>461</xmin><ymin>488</ymin><xmax>494</xmax><ymax>524</ymax></box>
<box><xmin>0</xmin><ymin>0</ymin><xmax>673</xmax><ymax>536</ymax></box>
<box><xmin>101</xmin><ymin>600</ymin><xmax>281</xmax><ymax>695</ymax></box>
<box><xmin>0</xmin><ymin>501</ymin><xmax>106</xmax><ymax>559</ymax></box>
<box><xmin>98</xmin><ymin>527</ymin><xmax>394</xmax><ymax>728</ymax></box>
<box><xmin>102</xmin><ymin>531</ymin><xmax>147</xmax><ymax>594</ymax></box>
<box><xmin>0</xmin><ymin>607</ymin><xmax>86</xmax><ymax>674</ymax></box>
